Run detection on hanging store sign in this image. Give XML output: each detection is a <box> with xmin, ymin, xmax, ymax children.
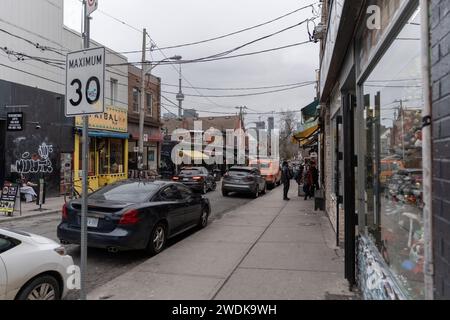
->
<box><xmin>75</xmin><ymin>106</ymin><xmax>128</xmax><ymax>132</ymax></box>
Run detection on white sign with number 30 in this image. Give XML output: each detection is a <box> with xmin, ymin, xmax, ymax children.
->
<box><xmin>65</xmin><ymin>47</ymin><xmax>105</xmax><ymax>117</ymax></box>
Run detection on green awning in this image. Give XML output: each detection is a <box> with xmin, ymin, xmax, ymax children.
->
<box><xmin>301</xmin><ymin>100</ymin><xmax>319</xmax><ymax>120</ymax></box>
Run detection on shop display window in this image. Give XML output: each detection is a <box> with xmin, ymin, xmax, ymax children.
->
<box><xmin>110</xmin><ymin>138</ymin><xmax>124</xmax><ymax>174</ymax></box>
<box><xmin>361</xmin><ymin>7</ymin><xmax>424</xmax><ymax>299</ymax></box>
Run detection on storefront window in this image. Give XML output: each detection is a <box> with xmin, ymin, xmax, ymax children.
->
<box><xmin>78</xmin><ymin>137</ymin><xmax>96</xmax><ymax>176</ymax></box>
<box><xmin>110</xmin><ymin>139</ymin><xmax>124</xmax><ymax>174</ymax></box>
<box><xmin>362</xmin><ymin>7</ymin><xmax>423</xmax><ymax>299</ymax></box>
<box><xmin>98</xmin><ymin>138</ymin><xmax>109</xmax><ymax>175</ymax></box>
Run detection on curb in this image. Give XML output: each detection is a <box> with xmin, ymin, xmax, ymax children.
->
<box><xmin>0</xmin><ymin>209</ymin><xmax>60</xmax><ymax>224</ymax></box>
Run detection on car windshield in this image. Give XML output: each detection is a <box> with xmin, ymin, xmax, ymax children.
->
<box><xmin>89</xmin><ymin>182</ymin><xmax>160</xmax><ymax>203</ymax></box>
<box><xmin>229</xmin><ymin>169</ymin><xmax>251</xmax><ymax>176</ymax></box>
<box><xmin>250</xmin><ymin>162</ymin><xmax>270</xmax><ymax>169</ymax></box>
<box><xmin>180</xmin><ymin>168</ymin><xmax>202</xmax><ymax>175</ymax></box>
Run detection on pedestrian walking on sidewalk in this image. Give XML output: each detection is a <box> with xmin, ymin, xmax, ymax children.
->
<box><xmin>303</xmin><ymin>165</ymin><xmax>314</xmax><ymax>200</ymax></box>
<box><xmin>281</xmin><ymin>161</ymin><xmax>292</xmax><ymax>201</ymax></box>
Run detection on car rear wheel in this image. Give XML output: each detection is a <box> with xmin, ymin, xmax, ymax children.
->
<box><xmin>253</xmin><ymin>186</ymin><xmax>260</xmax><ymax>199</ymax></box>
<box><xmin>145</xmin><ymin>223</ymin><xmax>167</xmax><ymax>256</ymax></box>
<box><xmin>261</xmin><ymin>184</ymin><xmax>267</xmax><ymax>195</ymax></box>
<box><xmin>17</xmin><ymin>275</ymin><xmax>61</xmax><ymax>300</ymax></box>
<box><xmin>198</xmin><ymin>207</ymin><xmax>209</xmax><ymax>229</ymax></box>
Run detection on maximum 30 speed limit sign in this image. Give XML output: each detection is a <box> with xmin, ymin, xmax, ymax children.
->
<box><xmin>65</xmin><ymin>47</ymin><xmax>105</xmax><ymax>117</ymax></box>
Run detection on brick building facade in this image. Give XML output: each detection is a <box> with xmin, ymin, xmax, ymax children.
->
<box><xmin>431</xmin><ymin>0</ymin><xmax>450</xmax><ymax>300</ymax></box>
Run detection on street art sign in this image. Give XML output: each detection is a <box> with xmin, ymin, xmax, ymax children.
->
<box><xmin>15</xmin><ymin>143</ymin><xmax>54</xmax><ymax>174</ymax></box>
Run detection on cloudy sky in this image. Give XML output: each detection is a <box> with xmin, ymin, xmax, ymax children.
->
<box><xmin>63</xmin><ymin>0</ymin><xmax>320</xmax><ymax>124</ymax></box>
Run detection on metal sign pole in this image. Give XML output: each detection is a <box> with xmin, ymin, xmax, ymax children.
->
<box><xmin>81</xmin><ymin>0</ymin><xmax>90</xmax><ymax>301</ymax></box>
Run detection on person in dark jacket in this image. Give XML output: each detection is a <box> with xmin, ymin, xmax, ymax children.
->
<box><xmin>281</xmin><ymin>161</ymin><xmax>292</xmax><ymax>201</ymax></box>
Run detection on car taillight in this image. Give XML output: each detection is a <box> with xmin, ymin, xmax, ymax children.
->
<box><xmin>192</xmin><ymin>176</ymin><xmax>203</xmax><ymax>181</ymax></box>
<box><xmin>119</xmin><ymin>209</ymin><xmax>140</xmax><ymax>225</ymax></box>
<box><xmin>62</xmin><ymin>204</ymin><xmax>68</xmax><ymax>221</ymax></box>
<box><xmin>173</xmin><ymin>176</ymin><xmax>180</xmax><ymax>181</ymax></box>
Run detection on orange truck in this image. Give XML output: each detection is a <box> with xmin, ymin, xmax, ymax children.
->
<box><xmin>249</xmin><ymin>158</ymin><xmax>282</xmax><ymax>189</ymax></box>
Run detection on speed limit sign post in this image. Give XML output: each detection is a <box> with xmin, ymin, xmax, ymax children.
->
<box><xmin>65</xmin><ymin>46</ymin><xmax>105</xmax><ymax>116</ymax></box>
<box><xmin>66</xmin><ymin>0</ymin><xmax>102</xmax><ymax>301</ymax></box>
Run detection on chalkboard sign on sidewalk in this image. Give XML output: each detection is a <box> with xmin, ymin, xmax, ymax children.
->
<box><xmin>0</xmin><ymin>183</ymin><xmax>20</xmax><ymax>216</ymax></box>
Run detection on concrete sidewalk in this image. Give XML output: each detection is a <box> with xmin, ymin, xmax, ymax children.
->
<box><xmin>88</xmin><ymin>186</ymin><xmax>355</xmax><ymax>300</ymax></box>
<box><xmin>0</xmin><ymin>197</ymin><xmax>64</xmax><ymax>223</ymax></box>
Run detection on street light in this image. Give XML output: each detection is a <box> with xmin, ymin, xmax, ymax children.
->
<box><xmin>138</xmin><ymin>55</ymin><xmax>182</xmax><ymax>171</ymax></box>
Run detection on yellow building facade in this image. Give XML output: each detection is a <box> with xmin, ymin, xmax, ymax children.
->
<box><xmin>74</xmin><ymin>106</ymin><xmax>129</xmax><ymax>192</ymax></box>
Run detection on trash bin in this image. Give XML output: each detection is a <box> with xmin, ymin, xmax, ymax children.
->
<box><xmin>314</xmin><ymin>188</ymin><xmax>325</xmax><ymax>211</ymax></box>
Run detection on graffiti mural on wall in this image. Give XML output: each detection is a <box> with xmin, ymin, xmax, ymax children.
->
<box><xmin>15</xmin><ymin>142</ymin><xmax>54</xmax><ymax>174</ymax></box>
<box><xmin>357</xmin><ymin>236</ymin><xmax>407</xmax><ymax>300</ymax></box>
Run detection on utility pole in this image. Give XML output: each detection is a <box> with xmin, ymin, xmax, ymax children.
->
<box><xmin>81</xmin><ymin>0</ymin><xmax>90</xmax><ymax>301</ymax></box>
<box><xmin>176</xmin><ymin>64</ymin><xmax>184</xmax><ymax>119</ymax></box>
<box><xmin>236</xmin><ymin>106</ymin><xmax>247</xmax><ymax>128</ymax></box>
<box><xmin>138</xmin><ymin>28</ymin><xmax>147</xmax><ymax>171</ymax></box>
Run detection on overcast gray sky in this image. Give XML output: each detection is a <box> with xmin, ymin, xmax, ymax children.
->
<box><xmin>64</xmin><ymin>0</ymin><xmax>320</xmax><ymax>124</ymax></box>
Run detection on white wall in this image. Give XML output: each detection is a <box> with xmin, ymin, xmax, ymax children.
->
<box><xmin>0</xmin><ymin>0</ymin><xmax>65</xmax><ymax>94</ymax></box>
<box><xmin>0</xmin><ymin>0</ymin><xmax>128</xmax><ymax>108</ymax></box>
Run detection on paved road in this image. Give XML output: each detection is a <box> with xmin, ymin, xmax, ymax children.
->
<box><xmin>0</xmin><ymin>184</ymin><xmax>281</xmax><ymax>299</ymax></box>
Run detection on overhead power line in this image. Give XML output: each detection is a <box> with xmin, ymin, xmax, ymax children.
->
<box><xmin>157</xmin><ymin>3</ymin><xmax>318</xmax><ymax>50</ymax></box>
<box><xmin>161</xmin><ymin>80</ymin><xmax>316</xmax><ymax>91</ymax></box>
<box><xmin>92</xmin><ymin>2</ymin><xmax>317</xmax><ymax>55</ymax></box>
<box><xmin>107</xmin><ymin>40</ymin><xmax>314</xmax><ymax>68</ymax></box>
<box><xmin>161</xmin><ymin>82</ymin><xmax>315</xmax><ymax>98</ymax></box>
<box><xmin>109</xmin><ymin>19</ymin><xmax>316</xmax><ymax>68</ymax></box>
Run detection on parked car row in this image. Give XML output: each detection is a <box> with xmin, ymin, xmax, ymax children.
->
<box><xmin>1</xmin><ymin>162</ymin><xmax>279</xmax><ymax>300</ymax></box>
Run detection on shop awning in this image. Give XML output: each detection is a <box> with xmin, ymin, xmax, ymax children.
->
<box><xmin>300</xmin><ymin>132</ymin><xmax>319</xmax><ymax>147</ymax></box>
<box><xmin>180</xmin><ymin>150</ymin><xmax>210</xmax><ymax>160</ymax></box>
<box><xmin>75</xmin><ymin>128</ymin><xmax>131</xmax><ymax>139</ymax></box>
<box><xmin>292</xmin><ymin>124</ymin><xmax>320</xmax><ymax>143</ymax></box>
<box><xmin>301</xmin><ymin>99</ymin><xmax>320</xmax><ymax>120</ymax></box>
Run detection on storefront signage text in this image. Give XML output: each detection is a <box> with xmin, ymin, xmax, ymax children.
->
<box><xmin>75</xmin><ymin>106</ymin><xmax>127</xmax><ymax>133</ymax></box>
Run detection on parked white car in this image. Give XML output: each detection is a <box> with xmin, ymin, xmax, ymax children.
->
<box><xmin>0</xmin><ymin>228</ymin><xmax>74</xmax><ymax>300</ymax></box>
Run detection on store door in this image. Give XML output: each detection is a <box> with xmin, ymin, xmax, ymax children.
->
<box><xmin>0</xmin><ymin>121</ymin><xmax>5</xmax><ymax>187</ymax></box>
<box><xmin>343</xmin><ymin>93</ymin><xmax>357</xmax><ymax>287</ymax></box>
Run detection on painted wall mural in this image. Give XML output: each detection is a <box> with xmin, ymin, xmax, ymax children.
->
<box><xmin>357</xmin><ymin>236</ymin><xmax>408</xmax><ymax>300</ymax></box>
<box><xmin>15</xmin><ymin>142</ymin><xmax>54</xmax><ymax>174</ymax></box>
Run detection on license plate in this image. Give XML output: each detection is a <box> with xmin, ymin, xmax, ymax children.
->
<box><xmin>183</xmin><ymin>178</ymin><xmax>189</xmax><ymax>181</ymax></box>
<box><xmin>87</xmin><ymin>217</ymin><xmax>99</xmax><ymax>228</ymax></box>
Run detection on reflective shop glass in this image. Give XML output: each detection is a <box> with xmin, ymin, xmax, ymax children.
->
<box><xmin>362</xmin><ymin>8</ymin><xmax>424</xmax><ymax>299</ymax></box>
